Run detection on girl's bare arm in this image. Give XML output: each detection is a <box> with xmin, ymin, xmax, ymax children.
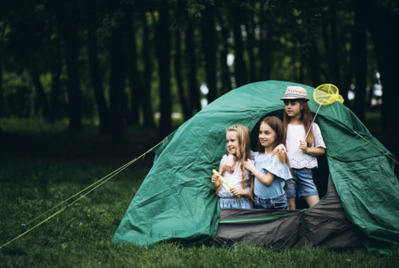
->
<box><xmin>299</xmin><ymin>141</ymin><xmax>325</xmax><ymax>156</ymax></box>
<box><xmin>244</xmin><ymin>159</ymin><xmax>275</xmax><ymax>186</ymax></box>
<box><xmin>223</xmin><ymin>154</ymin><xmax>235</xmax><ymax>172</ymax></box>
<box><xmin>230</xmin><ymin>187</ymin><xmax>251</xmax><ymax>197</ymax></box>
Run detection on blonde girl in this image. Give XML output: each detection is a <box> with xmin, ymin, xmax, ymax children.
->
<box><xmin>211</xmin><ymin>125</ymin><xmax>253</xmax><ymax>209</ymax></box>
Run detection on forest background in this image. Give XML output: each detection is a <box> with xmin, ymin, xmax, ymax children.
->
<box><xmin>1</xmin><ymin>0</ymin><xmax>399</xmax><ymax>157</ymax></box>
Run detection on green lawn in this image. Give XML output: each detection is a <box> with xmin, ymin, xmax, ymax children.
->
<box><xmin>1</xmin><ymin>118</ymin><xmax>398</xmax><ymax>267</ymax></box>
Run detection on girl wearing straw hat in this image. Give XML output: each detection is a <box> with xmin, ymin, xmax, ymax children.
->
<box><xmin>277</xmin><ymin>86</ymin><xmax>326</xmax><ymax>210</ymax></box>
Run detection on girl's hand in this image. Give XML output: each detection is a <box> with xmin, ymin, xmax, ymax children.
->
<box><xmin>230</xmin><ymin>187</ymin><xmax>243</xmax><ymax>196</ymax></box>
<box><xmin>299</xmin><ymin>140</ymin><xmax>308</xmax><ymax>152</ymax></box>
<box><xmin>244</xmin><ymin>159</ymin><xmax>255</xmax><ymax>172</ymax></box>
<box><xmin>273</xmin><ymin>144</ymin><xmax>287</xmax><ymax>155</ymax></box>
<box><xmin>223</xmin><ymin>154</ymin><xmax>235</xmax><ymax>173</ymax></box>
<box><xmin>211</xmin><ymin>174</ymin><xmax>220</xmax><ymax>186</ymax></box>
<box><xmin>299</xmin><ymin>143</ymin><xmax>325</xmax><ymax>156</ymax></box>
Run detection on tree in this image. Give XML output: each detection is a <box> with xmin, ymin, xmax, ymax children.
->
<box><xmin>140</xmin><ymin>12</ymin><xmax>155</xmax><ymax>128</ymax></box>
<box><xmin>86</xmin><ymin>0</ymin><xmax>110</xmax><ymax>133</ymax></box>
<box><xmin>216</xmin><ymin>9</ymin><xmax>232</xmax><ymax>94</ymax></box>
<box><xmin>50</xmin><ymin>0</ymin><xmax>83</xmax><ymax>133</ymax></box>
<box><xmin>173</xmin><ymin>0</ymin><xmax>191</xmax><ymax>121</ymax></box>
<box><xmin>157</xmin><ymin>0</ymin><xmax>172</xmax><ymax>137</ymax></box>
<box><xmin>108</xmin><ymin>8</ymin><xmax>127</xmax><ymax>139</ymax></box>
<box><xmin>125</xmin><ymin>10</ymin><xmax>142</xmax><ymax>126</ymax></box>
<box><xmin>365</xmin><ymin>1</ymin><xmax>399</xmax><ymax>159</ymax></box>
<box><xmin>48</xmin><ymin>33</ymin><xmax>63</xmax><ymax>123</ymax></box>
<box><xmin>0</xmin><ymin>10</ymin><xmax>6</xmax><ymax>117</ymax></box>
<box><xmin>258</xmin><ymin>4</ymin><xmax>273</xmax><ymax>81</ymax></box>
<box><xmin>200</xmin><ymin>3</ymin><xmax>217</xmax><ymax>102</ymax></box>
<box><xmin>231</xmin><ymin>2</ymin><xmax>246</xmax><ymax>87</ymax></box>
<box><xmin>352</xmin><ymin>0</ymin><xmax>367</xmax><ymax>121</ymax></box>
<box><xmin>0</xmin><ymin>0</ymin><xmax>397</xmax><ymax>162</ymax></box>
<box><xmin>185</xmin><ymin>12</ymin><xmax>201</xmax><ymax>114</ymax></box>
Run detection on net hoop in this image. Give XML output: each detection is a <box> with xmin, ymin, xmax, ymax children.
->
<box><xmin>313</xmin><ymin>83</ymin><xmax>340</xmax><ymax>105</ymax></box>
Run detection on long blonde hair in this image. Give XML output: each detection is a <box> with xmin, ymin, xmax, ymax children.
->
<box><xmin>216</xmin><ymin>125</ymin><xmax>253</xmax><ymax>197</ymax></box>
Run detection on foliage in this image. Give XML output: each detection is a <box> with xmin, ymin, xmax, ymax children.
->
<box><xmin>0</xmin><ymin>1</ymin><xmax>388</xmax><ymax>125</ymax></box>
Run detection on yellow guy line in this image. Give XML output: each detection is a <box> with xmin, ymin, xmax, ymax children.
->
<box><xmin>352</xmin><ymin>130</ymin><xmax>399</xmax><ymax>166</ymax></box>
<box><xmin>0</xmin><ymin>138</ymin><xmax>167</xmax><ymax>250</ymax></box>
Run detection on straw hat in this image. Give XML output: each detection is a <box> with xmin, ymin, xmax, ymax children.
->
<box><xmin>280</xmin><ymin>86</ymin><xmax>310</xmax><ymax>101</ymax></box>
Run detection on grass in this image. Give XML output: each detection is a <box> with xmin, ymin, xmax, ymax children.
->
<box><xmin>1</xmin><ymin>117</ymin><xmax>398</xmax><ymax>267</ymax></box>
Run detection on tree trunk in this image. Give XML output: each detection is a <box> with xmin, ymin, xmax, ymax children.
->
<box><xmin>308</xmin><ymin>40</ymin><xmax>321</xmax><ymax>86</ymax></box>
<box><xmin>157</xmin><ymin>0</ymin><xmax>172</xmax><ymax>137</ymax></box>
<box><xmin>342</xmin><ymin>22</ymin><xmax>356</xmax><ymax>109</ymax></box>
<box><xmin>53</xmin><ymin>0</ymin><xmax>83</xmax><ymax>132</ymax></box>
<box><xmin>217</xmin><ymin>12</ymin><xmax>232</xmax><ymax>95</ymax></box>
<box><xmin>200</xmin><ymin>4</ymin><xmax>217</xmax><ymax>103</ymax></box>
<box><xmin>366</xmin><ymin>2</ymin><xmax>399</xmax><ymax>160</ymax></box>
<box><xmin>0</xmin><ymin>57</ymin><xmax>6</xmax><ymax>117</ymax></box>
<box><xmin>232</xmin><ymin>3</ymin><xmax>246</xmax><ymax>87</ymax></box>
<box><xmin>30</xmin><ymin>69</ymin><xmax>51</xmax><ymax>121</ymax></box>
<box><xmin>186</xmin><ymin>17</ymin><xmax>201</xmax><ymax>113</ymax></box>
<box><xmin>329</xmin><ymin>3</ymin><xmax>341</xmax><ymax>88</ymax></box>
<box><xmin>141</xmin><ymin>12</ymin><xmax>155</xmax><ymax>128</ymax></box>
<box><xmin>174</xmin><ymin>0</ymin><xmax>190</xmax><ymax>121</ymax></box>
<box><xmin>87</xmin><ymin>0</ymin><xmax>109</xmax><ymax>133</ymax></box>
<box><xmin>245</xmin><ymin>11</ymin><xmax>256</xmax><ymax>82</ymax></box>
<box><xmin>258</xmin><ymin>10</ymin><xmax>272</xmax><ymax>81</ymax></box>
<box><xmin>321</xmin><ymin>3</ymin><xmax>341</xmax><ymax>88</ymax></box>
<box><xmin>353</xmin><ymin>0</ymin><xmax>367</xmax><ymax>122</ymax></box>
<box><xmin>293</xmin><ymin>41</ymin><xmax>302</xmax><ymax>83</ymax></box>
<box><xmin>48</xmin><ymin>36</ymin><xmax>62</xmax><ymax>123</ymax></box>
<box><xmin>0</xmin><ymin>21</ymin><xmax>5</xmax><ymax>117</ymax></box>
<box><xmin>109</xmin><ymin>24</ymin><xmax>126</xmax><ymax>139</ymax></box>
<box><xmin>125</xmin><ymin>14</ymin><xmax>142</xmax><ymax>126</ymax></box>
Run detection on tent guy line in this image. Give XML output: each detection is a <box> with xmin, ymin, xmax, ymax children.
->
<box><xmin>352</xmin><ymin>130</ymin><xmax>399</xmax><ymax>166</ymax></box>
<box><xmin>0</xmin><ymin>138</ymin><xmax>167</xmax><ymax>250</ymax></box>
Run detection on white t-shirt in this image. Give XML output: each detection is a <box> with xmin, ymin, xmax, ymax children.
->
<box><xmin>217</xmin><ymin>155</ymin><xmax>251</xmax><ymax>197</ymax></box>
<box><xmin>286</xmin><ymin>123</ymin><xmax>326</xmax><ymax>169</ymax></box>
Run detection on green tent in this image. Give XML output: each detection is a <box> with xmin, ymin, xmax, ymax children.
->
<box><xmin>113</xmin><ymin>80</ymin><xmax>399</xmax><ymax>255</ymax></box>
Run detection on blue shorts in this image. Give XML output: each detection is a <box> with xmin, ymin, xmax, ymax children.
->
<box><xmin>254</xmin><ymin>193</ymin><xmax>288</xmax><ymax>210</ymax></box>
<box><xmin>219</xmin><ymin>196</ymin><xmax>253</xmax><ymax>209</ymax></box>
<box><xmin>285</xmin><ymin>168</ymin><xmax>319</xmax><ymax>199</ymax></box>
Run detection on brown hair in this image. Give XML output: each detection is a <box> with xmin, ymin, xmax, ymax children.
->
<box><xmin>258</xmin><ymin>116</ymin><xmax>289</xmax><ymax>164</ymax></box>
<box><xmin>282</xmin><ymin>100</ymin><xmax>315</xmax><ymax>146</ymax></box>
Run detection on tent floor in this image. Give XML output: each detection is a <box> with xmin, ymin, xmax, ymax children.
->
<box><xmin>213</xmin><ymin>178</ymin><xmax>364</xmax><ymax>249</ymax></box>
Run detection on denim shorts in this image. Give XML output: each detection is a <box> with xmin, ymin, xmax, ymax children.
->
<box><xmin>254</xmin><ymin>193</ymin><xmax>288</xmax><ymax>210</ymax></box>
<box><xmin>285</xmin><ymin>168</ymin><xmax>319</xmax><ymax>199</ymax></box>
<box><xmin>219</xmin><ymin>196</ymin><xmax>253</xmax><ymax>209</ymax></box>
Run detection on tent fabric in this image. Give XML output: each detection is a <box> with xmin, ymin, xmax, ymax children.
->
<box><xmin>113</xmin><ymin>80</ymin><xmax>399</xmax><ymax>255</ymax></box>
<box><xmin>214</xmin><ymin>178</ymin><xmax>363</xmax><ymax>249</ymax></box>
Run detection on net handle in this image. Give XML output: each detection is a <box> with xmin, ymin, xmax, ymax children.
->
<box><xmin>299</xmin><ymin>103</ymin><xmax>321</xmax><ymax>152</ymax></box>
